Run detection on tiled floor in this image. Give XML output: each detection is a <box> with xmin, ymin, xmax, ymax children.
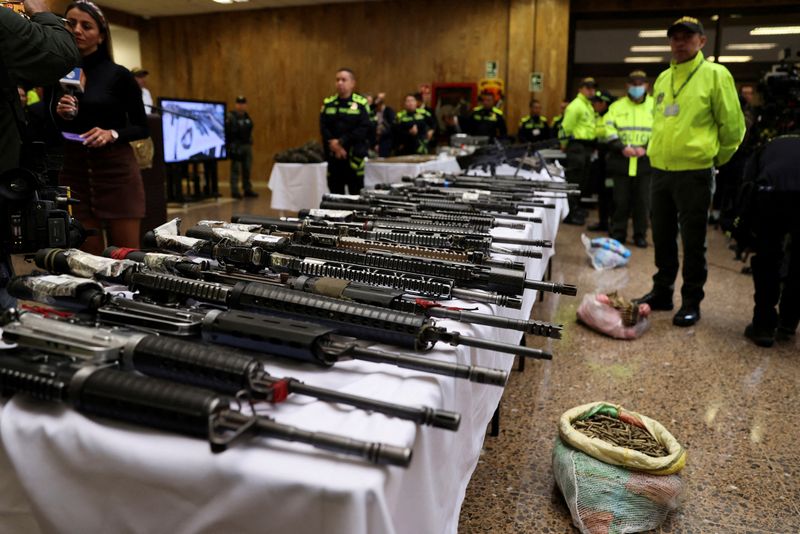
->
<box><xmin>458</xmin><ymin>216</ymin><xmax>800</xmax><ymax>533</ymax></box>
<box><xmin>155</xmin><ymin>185</ymin><xmax>798</xmax><ymax>533</ymax></box>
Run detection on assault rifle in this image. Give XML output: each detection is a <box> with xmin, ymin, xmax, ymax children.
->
<box><xmin>102</xmin><ymin>247</ymin><xmax>563</xmax><ymax>339</ymax></box>
<box><xmin>225</xmin><ymin>216</ymin><xmax>551</xmax><ymax>259</ymax></box>
<box><xmin>0</xmin><ymin>349</ymin><xmax>411</xmax><ymax>465</ymax></box>
<box><xmin>172</xmin><ymin>224</ymin><xmax>577</xmax><ymax>298</ymax></box>
<box><xmin>2</xmin><ymin>311</ymin><xmax>461</xmax><ymax>430</ymax></box>
<box><xmin>9</xmin><ymin>273</ymin><xmax>509</xmax><ymax>386</ymax></box>
<box><xmin>189</xmin><ymin>221</ymin><xmax>536</xmax><ymax>267</ymax></box>
<box><xmin>318</xmin><ymin>195</ymin><xmax>546</xmax><ymax>223</ymax></box>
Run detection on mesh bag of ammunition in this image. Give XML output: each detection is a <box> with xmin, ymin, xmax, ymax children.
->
<box><xmin>553</xmin><ymin>437</ymin><xmax>683</xmax><ymax>534</ymax></box>
<box><xmin>576</xmin><ymin>292</ymin><xmax>650</xmax><ymax>339</ymax></box>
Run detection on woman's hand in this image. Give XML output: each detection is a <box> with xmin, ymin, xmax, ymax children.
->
<box><xmin>56</xmin><ymin>95</ymin><xmax>78</xmax><ymax>120</ymax></box>
<box><xmin>81</xmin><ymin>127</ymin><xmax>117</xmax><ymax>148</ymax></box>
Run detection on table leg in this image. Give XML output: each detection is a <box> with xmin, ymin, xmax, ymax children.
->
<box><xmin>489</xmin><ymin>406</ymin><xmax>500</xmax><ymax>437</ymax></box>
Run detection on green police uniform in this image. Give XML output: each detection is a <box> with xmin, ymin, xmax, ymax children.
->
<box><xmin>518</xmin><ymin>114</ymin><xmax>550</xmax><ymax>144</ymax></box>
<box><xmin>604</xmin><ymin>94</ymin><xmax>654</xmax><ymax>243</ymax></box>
<box><xmin>648</xmin><ymin>50</ymin><xmax>745</xmax><ymax>305</ymax></box>
<box><xmin>464</xmin><ymin>106</ymin><xmax>507</xmax><ymax>140</ymax></box>
<box><xmin>319</xmin><ymin>92</ymin><xmax>371</xmax><ymax>194</ymax></box>
<box><xmin>559</xmin><ymin>92</ymin><xmax>596</xmax><ymax>219</ymax></box>
<box><xmin>393</xmin><ymin>109</ymin><xmax>429</xmax><ymax>155</ymax></box>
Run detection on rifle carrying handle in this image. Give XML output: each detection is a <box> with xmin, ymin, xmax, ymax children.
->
<box><xmin>76</xmin><ymin>368</ymin><xmax>224</xmax><ymax>439</ymax></box>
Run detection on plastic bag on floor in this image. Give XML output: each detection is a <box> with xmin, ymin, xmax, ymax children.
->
<box><xmin>576</xmin><ymin>292</ymin><xmax>650</xmax><ymax>340</ymax></box>
<box><xmin>553</xmin><ymin>437</ymin><xmax>683</xmax><ymax>534</ymax></box>
<box><xmin>582</xmin><ymin>234</ymin><xmax>630</xmax><ymax>270</ymax></box>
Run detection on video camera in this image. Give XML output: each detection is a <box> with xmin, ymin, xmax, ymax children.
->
<box><xmin>0</xmin><ymin>142</ymin><xmax>85</xmax><ymax>255</ymax></box>
<box><xmin>754</xmin><ymin>48</ymin><xmax>800</xmax><ymax>142</ymax></box>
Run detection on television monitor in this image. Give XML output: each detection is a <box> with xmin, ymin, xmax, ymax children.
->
<box><xmin>158</xmin><ymin>98</ymin><xmax>227</xmax><ymax>163</ymax></box>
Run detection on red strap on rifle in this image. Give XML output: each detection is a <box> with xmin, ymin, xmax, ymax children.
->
<box><xmin>414</xmin><ymin>298</ymin><xmax>473</xmax><ymax>312</ymax></box>
<box><xmin>20</xmin><ymin>304</ymin><xmax>73</xmax><ymax>319</ymax></box>
<box><xmin>269</xmin><ymin>379</ymin><xmax>290</xmax><ymax>403</ymax></box>
<box><xmin>110</xmin><ymin>247</ymin><xmax>137</xmax><ymax>260</ymax></box>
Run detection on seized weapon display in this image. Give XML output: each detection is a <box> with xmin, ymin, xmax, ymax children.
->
<box><xmin>317</xmin><ymin>196</ymin><xmax>548</xmax><ymax>224</ymax></box>
<box><xmin>2</xmin><ymin>311</ymin><xmax>461</xmax><ymax>430</ymax></box>
<box><xmin>101</xmin><ymin>247</ymin><xmax>563</xmax><ymax>338</ymax></box>
<box><xmin>9</xmin><ymin>273</ymin><xmax>510</xmax><ymax>386</ymax></box>
<box><xmin>0</xmin><ymin>349</ymin><xmax>411</xmax><ymax>465</ymax></box>
<box><xmin>173</xmin><ymin>223</ymin><xmax>576</xmax><ymax>298</ymax></box>
<box><xmin>219</xmin><ymin>217</ymin><xmax>549</xmax><ymax>260</ymax></box>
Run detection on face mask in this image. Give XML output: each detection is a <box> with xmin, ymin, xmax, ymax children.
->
<box><xmin>628</xmin><ymin>86</ymin><xmax>646</xmax><ymax>99</ymax></box>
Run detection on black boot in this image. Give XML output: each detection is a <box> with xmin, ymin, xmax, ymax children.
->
<box><xmin>636</xmin><ymin>290</ymin><xmax>674</xmax><ymax>311</ymax></box>
<box><xmin>673</xmin><ymin>303</ymin><xmax>701</xmax><ymax>327</ymax></box>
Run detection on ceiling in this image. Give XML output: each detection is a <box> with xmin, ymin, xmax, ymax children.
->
<box><xmin>98</xmin><ymin>0</ymin><xmax>385</xmax><ymax>18</ymax></box>
<box><xmin>575</xmin><ymin>14</ymin><xmax>800</xmax><ymax>65</ymax></box>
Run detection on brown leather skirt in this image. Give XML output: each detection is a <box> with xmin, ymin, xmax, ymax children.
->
<box><xmin>59</xmin><ymin>142</ymin><xmax>145</xmax><ymax>220</ymax></box>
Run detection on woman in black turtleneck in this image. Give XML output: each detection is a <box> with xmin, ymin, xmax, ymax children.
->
<box><xmin>55</xmin><ymin>1</ymin><xmax>148</xmax><ymax>255</ymax></box>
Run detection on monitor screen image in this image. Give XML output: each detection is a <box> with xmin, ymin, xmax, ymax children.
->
<box><xmin>159</xmin><ymin>98</ymin><xmax>227</xmax><ymax>163</ymax></box>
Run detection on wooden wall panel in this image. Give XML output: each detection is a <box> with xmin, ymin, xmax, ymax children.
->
<box><xmin>140</xmin><ymin>0</ymin><xmax>512</xmax><ymax>178</ymax></box>
<box><xmin>533</xmin><ymin>0</ymin><xmax>570</xmax><ymax>122</ymax></box>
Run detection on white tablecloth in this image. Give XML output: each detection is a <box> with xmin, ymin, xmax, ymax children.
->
<box><xmin>364</xmin><ymin>157</ymin><xmax>461</xmax><ymax>189</ymax></box>
<box><xmin>0</xmin><ymin>172</ymin><xmax>565</xmax><ymax>534</ymax></box>
<box><xmin>268</xmin><ymin>162</ymin><xmax>329</xmax><ymax>211</ymax></box>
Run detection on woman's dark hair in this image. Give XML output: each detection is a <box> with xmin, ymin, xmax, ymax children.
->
<box><xmin>65</xmin><ymin>1</ymin><xmax>114</xmax><ymax>59</ymax></box>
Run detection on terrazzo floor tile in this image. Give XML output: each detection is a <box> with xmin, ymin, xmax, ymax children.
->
<box><xmin>459</xmin><ymin>220</ymin><xmax>800</xmax><ymax>533</ymax></box>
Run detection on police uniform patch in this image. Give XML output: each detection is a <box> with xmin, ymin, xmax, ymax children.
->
<box><xmin>656</xmin><ymin>92</ymin><xmax>664</xmax><ymax>105</ymax></box>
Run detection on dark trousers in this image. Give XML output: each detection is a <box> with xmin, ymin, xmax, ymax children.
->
<box><xmin>0</xmin><ymin>255</ymin><xmax>14</xmax><ymax>309</ymax></box>
<box><xmin>611</xmin><ymin>172</ymin><xmax>651</xmax><ymax>242</ymax></box>
<box><xmin>565</xmin><ymin>142</ymin><xmax>592</xmax><ymax>213</ymax></box>
<box><xmin>751</xmin><ymin>192</ymin><xmax>800</xmax><ymax>331</ymax></box>
<box><xmin>230</xmin><ymin>144</ymin><xmax>253</xmax><ymax>194</ymax></box>
<box><xmin>650</xmin><ymin>168</ymin><xmax>714</xmax><ymax>304</ymax></box>
<box><xmin>327</xmin><ymin>153</ymin><xmax>365</xmax><ymax>195</ymax></box>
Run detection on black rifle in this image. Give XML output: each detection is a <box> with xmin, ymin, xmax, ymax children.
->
<box><xmin>121</xmin><ymin>270</ymin><xmax>551</xmax><ymax>360</ymax></box>
<box><xmin>9</xmin><ymin>273</ymin><xmax>510</xmax><ymax>386</ymax></box>
<box><xmin>400</xmin><ymin>174</ymin><xmax>579</xmax><ymax>194</ymax></box>
<box><xmin>294</xmin><ymin>207</ymin><xmax>531</xmax><ymax>230</ymax></box>
<box><xmin>38</xmin><ymin>246</ymin><xmax>523</xmax><ymax>309</ymax></box>
<box><xmin>190</xmin><ymin>221</ymin><xmax>535</xmax><ymax>266</ymax></box>
<box><xmin>101</xmin><ymin>249</ymin><xmax>563</xmax><ymax>339</ymax></box>
<box><xmin>318</xmin><ymin>196</ymin><xmax>546</xmax><ymax>223</ymax></box>
<box><xmin>218</xmin><ymin>218</ymin><xmax>548</xmax><ymax>260</ymax></box>
<box><xmin>2</xmin><ymin>311</ymin><xmax>461</xmax><ymax>430</ymax></box>
<box><xmin>0</xmin><ymin>350</ymin><xmax>411</xmax><ymax>465</ymax></box>
<box><xmin>178</xmin><ymin>225</ymin><xmax>576</xmax><ymax>298</ymax></box>
<box><xmin>363</xmin><ymin>187</ymin><xmax>558</xmax><ymax>210</ymax></box>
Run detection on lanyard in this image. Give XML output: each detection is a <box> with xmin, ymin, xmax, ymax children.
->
<box><xmin>671</xmin><ymin>59</ymin><xmax>704</xmax><ymax>99</ymax></box>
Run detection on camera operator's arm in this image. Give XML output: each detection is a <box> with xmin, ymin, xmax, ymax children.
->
<box><xmin>0</xmin><ymin>4</ymin><xmax>80</xmax><ymax>85</ymax></box>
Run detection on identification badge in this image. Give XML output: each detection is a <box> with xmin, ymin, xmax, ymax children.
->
<box><xmin>664</xmin><ymin>104</ymin><xmax>680</xmax><ymax>117</ymax></box>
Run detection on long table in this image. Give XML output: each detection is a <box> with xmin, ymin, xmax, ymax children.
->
<box><xmin>0</xmin><ymin>167</ymin><xmax>565</xmax><ymax>534</ymax></box>
<box><xmin>364</xmin><ymin>156</ymin><xmax>460</xmax><ymax>189</ymax></box>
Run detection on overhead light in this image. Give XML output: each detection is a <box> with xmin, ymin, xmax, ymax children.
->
<box><xmin>711</xmin><ymin>15</ymin><xmax>719</xmax><ymax>22</ymax></box>
<box><xmin>624</xmin><ymin>57</ymin><xmax>663</xmax><ymax>63</ymax></box>
<box><xmin>213</xmin><ymin>0</ymin><xmax>232</xmax><ymax>3</ymax></box>
<box><xmin>638</xmin><ymin>30</ymin><xmax>667</xmax><ymax>38</ymax></box>
<box><xmin>726</xmin><ymin>43</ymin><xmax>778</xmax><ymax>50</ymax></box>
<box><xmin>707</xmin><ymin>56</ymin><xmax>716</xmax><ymax>62</ymax></box>
<box><xmin>630</xmin><ymin>45</ymin><xmax>671</xmax><ymax>52</ymax></box>
<box><xmin>750</xmin><ymin>26</ymin><xmax>800</xmax><ymax>35</ymax></box>
<box><xmin>716</xmin><ymin>55</ymin><xmax>753</xmax><ymax>63</ymax></box>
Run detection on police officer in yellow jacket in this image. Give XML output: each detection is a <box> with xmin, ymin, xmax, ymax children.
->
<box><xmin>320</xmin><ymin>68</ymin><xmax>372</xmax><ymax>194</ymax></box>
<box><xmin>559</xmin><ymin>77</ymin><xmax>598</xmax><ymax>225</ymax></box>
<box><xmin>518</xmin><ymin>99</ymin><xmax>550</xmax><ymax>144</ymax></box>
<box><xmin>604</xmin><ymin>70</ymin><xmax>653</xmax><ymax>247</ymax></box>
<box><xmin>463</xmin><ymin>91</ymin><xmax>507</xmax><ymax>141</ymax></box>
<box><xmin>638</xmin><ymin>17</ymin><xmax>745</xmax><ymax>327</ymax></box>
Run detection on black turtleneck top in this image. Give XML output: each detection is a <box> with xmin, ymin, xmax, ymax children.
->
<box><xmin>55</xmin><ymin>50</ymin><xmax>148</xmax><ymax>143</ymax></box>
